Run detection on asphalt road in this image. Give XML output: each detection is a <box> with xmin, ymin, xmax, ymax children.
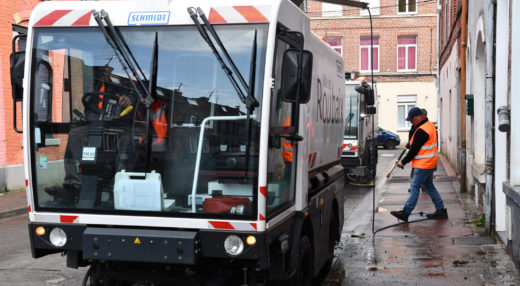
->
<box><xmin>0</xmin><ymin>148</ymin><xmax>400</xmax><ymax>286</ymax></box>
<box><xmin>342</xmin><ymin>148</ymin><xmax>399</xmax><ymax>221</ymax></box>
<box><xmin>0</xmin><ymin>214</ymin><xmax>87</xmax><ymax>286</ymax></box>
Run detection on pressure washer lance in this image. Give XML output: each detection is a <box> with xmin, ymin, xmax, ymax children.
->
<box><xmin>385</xmin><ymin>148</ymin><xmax>408</xmax><ymax>178</ymax></box>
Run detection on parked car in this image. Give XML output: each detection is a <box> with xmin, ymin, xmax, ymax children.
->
<box><xmin>377</xmin><ymin>127</ymin><xmax>400</xmax><ymax>149</ymax></box>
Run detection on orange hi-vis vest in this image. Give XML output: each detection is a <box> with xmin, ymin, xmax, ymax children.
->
<box><xmin>98</xmin><ymin>83</ymin><xmax>105</xmax><ymax>109</ymax></box>
<box><xmin>410</xmin><ymin>120</ymin><xmax>438</xmax><ymax>169</ymax></box>
<box><xmin>137</xmin><ymin>100</ymin><xmax>168</xmax><ymax>145</ymax></box>
<box><xmin>150</xmin><ymin>100</ymin><xmax>168</xmax><ymax>145</ymax></box>
<box><xmin>282</xmin><ymin>117</ymin><xmax>293</xmax><ymax>163</ymax></box>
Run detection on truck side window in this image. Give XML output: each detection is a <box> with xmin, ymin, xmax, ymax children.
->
<box><xmin>266</xmin><ymin>36</ymin><xmax>296</xmax><ymax>215</ymax></box>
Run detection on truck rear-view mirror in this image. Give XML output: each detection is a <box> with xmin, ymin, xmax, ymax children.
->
<box><xmin>281</xmin><ymin>49</ymin><xmax>313</xmax><ymax>104</ymax></box>
<box><xmin>10</xmin><ymin>32</ymin><xmax>26</xmax><ymax>133</ymax></box>
<box><xmin>355</xmin><ymin>83</ymin><xmax>374</xmax><ymax>106</ymax></box>
<box><xmin>10</xmin><ymin>50</ymin><xmax>24</xmax><ymax>101</ymax></box>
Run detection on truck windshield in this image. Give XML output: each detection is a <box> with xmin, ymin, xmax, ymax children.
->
<box><xmin>344</xmin><ymin>85</ymin><xmax>359</xmax><ymax>139</ymax></box>
<box><xmin>30</xmin><ymin>24</ymin><xmax>267</xmax><ymax>219</ymax></box>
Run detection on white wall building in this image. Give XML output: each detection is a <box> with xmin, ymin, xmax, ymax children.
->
<box><xmin>438</xmin><ymin>42</ymin><xmax>459</xmax><ymax>169</ymax></box>
<box><xmin>376</xmin><ymin>81</ymin><xmax>437</xmax><ymax>141</ymax></box>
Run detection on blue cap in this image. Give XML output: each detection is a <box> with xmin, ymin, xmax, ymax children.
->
<box><xmin>406</xmin><ymin>107</ymin><xmax>423</xmax><ymax>121</ymax></box>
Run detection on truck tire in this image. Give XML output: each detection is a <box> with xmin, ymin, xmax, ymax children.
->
<box><xmin>323</xmin><ymin>219</ymin><xmax>336</xmax><ymax>274</ymax></box>
<box><xmin>384</xmin><ymin>140</ymin><xmax>397</xmax><ymax>150</ymax></box>
<box><xmin>293</xmin><ymin>236</ymin><xmax>313</xmax><ymax>286</ymax></box>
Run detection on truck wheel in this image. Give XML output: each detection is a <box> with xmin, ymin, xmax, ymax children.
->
<box><xmin>384</xmin><ymin>140</ymin><xmax>397</xmax><ymax>150</ymax></box>
<box><xmin>293</xmin><ymin>236</ymin><xmax>313</xmax><ymax>286</ymax></box>
<box><xmin>322</xmin><ymin>220</ymin><xmax>336</xmax><ymax>274</ymax></box>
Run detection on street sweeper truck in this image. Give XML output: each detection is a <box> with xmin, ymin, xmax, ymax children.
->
<box><xmin>10</xmin><ymin>0</ymin><xmax>346</xmax><ymax>284</ymax></box>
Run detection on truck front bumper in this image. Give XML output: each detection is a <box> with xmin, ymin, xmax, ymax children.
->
<box><xmin>28</xmin><ymin>223</ymin><xmax>268</xmax><ymax>268</ymax></box>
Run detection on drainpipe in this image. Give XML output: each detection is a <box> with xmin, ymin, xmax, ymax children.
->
<box><xmin>460</xmin><ymin>0</ymin><xmax>467</xmax><ymax>191</ymax></box>
<box><xmin>485</xmin><ymin>0</ymin><xmax>496</xmax><ymax>234</ymax></box>
<box><xmin>436</xmin><ymin>0</ymin><xmax>441</xmax><ymax>153</ymax></box>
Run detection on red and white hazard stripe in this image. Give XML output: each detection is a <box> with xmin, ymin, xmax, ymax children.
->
<box><xmin>208</xmin><ymin>6</ymin><xmax>270</xmax><ymax>24</ymax></box>
<box><xmin>342</xmin><ymin>143</ymin><xmax>358</xmax><ymax>151</ymax></box>
<box><xmin>308</xmin><ymin>152</ymin><xmax>317</xmax><ymax>168</ymax></box>
<box><xmin>60</xmin><ymin>215</ymin><xmax>79</xmax><ymax>223</ymax></box>
<box><xmin>34</xmin><ymin>10</ymin><xmax>93</xmax><ymax>27</ymax></box>
<box><xmin>258</xmin><ymin>186</ymin><xmax>266</xmax><ymax>224</ymax></box>
<box><xmin>32</xmin><ymin>6</ymin><xmax>270</xmax><ymax>27</ymax></box>
<box><xmin>208</xmin><ymin>220</ymin><xmax>258</xmax><ymax>231</ymax></box>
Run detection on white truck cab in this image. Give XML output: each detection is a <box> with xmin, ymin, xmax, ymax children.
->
<box><xmin>12</xmin><ymin>0</ymin><xmax>346</xmax><ymax>284</ymax></box>
<box><xmin>341</xmin><ymin>80</ymin><xmax>378</xmax><ymax>183</ymax></box>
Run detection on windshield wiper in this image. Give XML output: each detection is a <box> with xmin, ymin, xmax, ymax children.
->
<box><xmin>346</xmin><ymin>112</ymin><xmax>353</xmax><ymax>134</ymax></box>
<box><xmin>144</xmin><ymin>32</ymin><xmax>159</xmax><ymax>173</ymax></box>
<box><xmin>94</xmin><ymin>10</ymin><xmax>160</xmax><ymax>174</ymax></box>
<box><xmin>188</xmin><ymin>7</ymin><xmax>260</xmax><ymax>182</ymax></box>
<box><xmin>187</xmin><ymin>7</ymin><xmax>259</xmax><ymax>111</ymax></box>
<box><xmin>243</xmin><ymin>30</ymin><xmax>258</xmax><ymax>180</ymax></box>
<box><xmin>93</xmin><ymin>10</ymin><xmax>154</xmax><ymax>106</ymax></box>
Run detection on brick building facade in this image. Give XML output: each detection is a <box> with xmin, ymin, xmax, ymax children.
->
<box><xmin>438</xmin><ymin>0</ymin><xmax>461</xmax><ymax>176</ymax></box>
<box><xmin>1</xmin><ymin>0</ymin><xmax>42</xmax><ymax>190</ymax></box>
<box><xmin>307</xmin><ymin>0</ymin><xmax>438</xmax><ymax>141</ymax></box>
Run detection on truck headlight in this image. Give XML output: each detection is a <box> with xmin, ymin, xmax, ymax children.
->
<box><xmin>49</xmin><ymin>227</ymin><xmax>67</xmax><ymax>247</ymax></box>
<box><xmin>224</xmin><ymin>235</ymin><xmax>244</xmax><ymax>256</ymax></box>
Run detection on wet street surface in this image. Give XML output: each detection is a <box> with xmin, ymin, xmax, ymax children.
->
<box><xmin>328</xmin><ymin>148</ymin><xmax>520</xmax><ymax>286</ymax></box>
<box><xmin>2</xmin><ymin>148</ymin><xmax>519</xmax><ymax>285</ymax></box>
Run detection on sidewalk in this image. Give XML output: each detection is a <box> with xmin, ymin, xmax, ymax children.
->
<box><xmin>0</xmin><ymin>189</ymin><xmax>27</xmax><ymax>219</ymax></box>
<box><xmin>328</xmin><ymin>153</ymin><xmax>520</xmax><ymax>285</ymax></box>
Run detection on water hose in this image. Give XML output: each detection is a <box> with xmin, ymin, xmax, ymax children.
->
<box><xmin>373</xmin><ymin>211</ymin><xmax>431</xmax><ymax>237</ymax></box>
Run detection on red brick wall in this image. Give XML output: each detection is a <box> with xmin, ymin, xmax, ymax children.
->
<box><xmin>439</xmin><ymin>0</ymin><xmax>462</xmax><ymax>69</ymax></box>
<box><xmin>1</xmin><ymin>0</ymin><xmax>42</xmax><ymax>166</ymax></box>
<box><xmin>308</xmin><ymin>0</ymin><xmax>438</xmax><ymax>83</ymax></box>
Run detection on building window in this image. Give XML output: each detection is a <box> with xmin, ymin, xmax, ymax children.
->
<box><xmin>397</xmin><ymin>36</ymin><xmax>417</xmax><ymax>71</ymax></box>
<box><xmin>397</xmin><ymin>95</ymin><xmax>416</xmax><ymax>130</ymax></box>
<box><xmin>326</xmin><ymin>37</ymin><xmax>342</xmax><ymax>54</ymax></box>
<box><xmin>360</xmin><ymin>0</ymin><xmax>380</xmax><ymax>16</ymax></box>
<box><xmin>398</xmin><ymin>0</ymin><xmax>417</xmax><ymax>14</ymax></box>
<box><xmin>360</xmin><ymin>36</ymin><xmax>379</xmax><ymax>72</ymax></box>
<box><xmin>322</xmin><ymin>3</ymin><xmax>342</xmax><ymax>17</ymax></box>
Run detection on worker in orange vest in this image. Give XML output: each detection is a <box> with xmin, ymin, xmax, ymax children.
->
<box><xmin>390</xmin><ymin>107</ymin><xmax>447</xmax><ymax>222</ymax></box>
<box><xmin>84</xmin><ymin>65</ymin><xmax>134</xmax><ymax>119</ymax></box>
<box><xmin>92</xmin><ymin>65</ymin><xmax>167</xmax><ymax>144</ymax></box>
<box><xmin>59</xmin><ymin>65</ymin><xmax>167</xmax><ymax>206</ymax></box>
<box><xmin>282</xmin><ymin>116</ymin><xmax>294</xmax><ymax>163</ymax></box>
<box><xmin>407</xmin><ymin>108</ymin><xmax>434</xmax><ymax>193</ymax></box>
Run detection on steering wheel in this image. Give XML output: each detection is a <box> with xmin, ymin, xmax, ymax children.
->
<box><xmin>82</xmin><ymin>91</ymin><xmax>120</xmax><ymax>117</ymax></box>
